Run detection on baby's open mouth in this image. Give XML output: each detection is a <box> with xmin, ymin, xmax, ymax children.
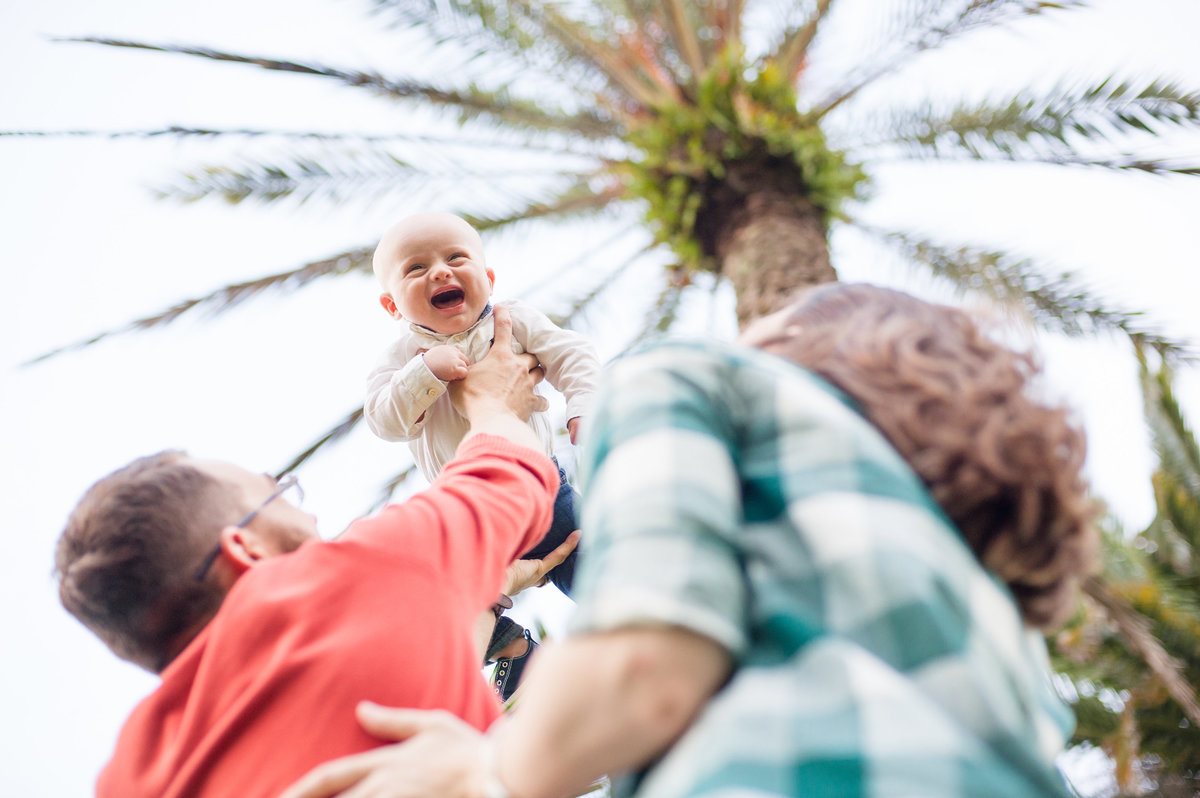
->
<box><xmin>431</xmin><ymin>288</ymin><xmax>464</xmax><ymax>309</ymax></box>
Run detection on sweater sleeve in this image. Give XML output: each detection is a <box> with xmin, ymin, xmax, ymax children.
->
<box><xmin>507</xmin><ymin>300</ymin><xmax>601</xmax><ymax>423</ymax></box>
<box><xmin>340</xmin><ymin>435</ymin><xmax>559</xmax><ymax>610</ymax></box>
<box><xmin>364</xmin><ymin>347</ymin><xmax>447</xmax><ymax>442</ymax></box>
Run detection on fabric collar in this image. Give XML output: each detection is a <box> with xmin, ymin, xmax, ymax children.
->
<box><xmin>408</xmin><ymin>302</ymin><xmax>494</xmax><ymax>340</ymax></box>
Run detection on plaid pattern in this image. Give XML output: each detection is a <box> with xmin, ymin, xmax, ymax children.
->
<box><xmin>570</xmin><ymin>342</ymin><xmax>1075</xmax><ymax>798</ymax></box>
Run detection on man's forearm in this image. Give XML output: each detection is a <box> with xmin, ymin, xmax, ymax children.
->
<box><xmin>461</xmin><ymin>403</ymin><xmax>543</xmax><ymax>453</ymax></box>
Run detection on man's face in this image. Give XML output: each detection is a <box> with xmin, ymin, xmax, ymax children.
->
<box><xmin>193</xmin><ymin>459</ymin><xmax>319</xmax><ymax>555</ymax></box>
<box><xmin>374</xmin><ymin>213</ymin><xmax>495</xmax><ymax>335</ymax></box>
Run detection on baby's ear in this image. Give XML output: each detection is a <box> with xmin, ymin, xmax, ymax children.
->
<box><xmin>486</xmin><ymin>267</ymin><xmax>496</xmax><ymax>290</ymax></box>
<box><xmin>379</xmin><ymin>294</ymin><xmax>402</xmax><ymax>319</ymax></box>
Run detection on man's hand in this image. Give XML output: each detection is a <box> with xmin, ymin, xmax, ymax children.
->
<box><xmin>450</xmin><ymin>305</ymin><xmax>548</xmax><ymax>450</ymax></box>
<box><xmin>277</xmin><ymin>704</ymin><xmax>486</xmax><ymax>798</ymax></box>
<box><xmin>422</xmin><ymin>345</ymin><xmax>470</xmax><ymax>381</ymax></box>
<box><xmin>567</xmin><ymin>417</ymin><xmax>581</xmax><ymax>445</ymax></box>
<box><xmin>504</xmin><ymin>530</ymin><xmax>580</xmax><ymax>596</ymax></box>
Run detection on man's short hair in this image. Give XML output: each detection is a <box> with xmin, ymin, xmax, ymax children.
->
<box><xmin>55</xmin><ymin>451</ymin><xmax>242</xmax><ymax>671</ymax></box>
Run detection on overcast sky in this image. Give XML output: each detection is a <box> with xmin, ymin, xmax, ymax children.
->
<box><xmin>5</xmin><ymin>1</ymin><xmax>1200</xmax><ymax>795</ymax></box>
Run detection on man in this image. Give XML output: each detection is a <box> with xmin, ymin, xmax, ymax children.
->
<box><xmin>55</xmin><ymin>307</ymin><xmax>566</xmax><ymax>798</ymax></box>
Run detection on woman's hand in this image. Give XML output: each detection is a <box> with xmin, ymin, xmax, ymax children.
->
<box><xmin>277</xmin><ymin>704</ymin><xmax>487</xmax><ymax>798</ymax></box>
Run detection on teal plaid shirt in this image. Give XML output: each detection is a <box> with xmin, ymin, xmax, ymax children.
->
<box><xmin>570</xmin><ymin>342</ymin><xmax>1075</xmax><ymax>798</ymax></box>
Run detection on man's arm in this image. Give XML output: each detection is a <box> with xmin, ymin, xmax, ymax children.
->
<box><xmin>449</xmin><ymin>304</ymin><xmax>548</xmax><ymax>452</ymax></box>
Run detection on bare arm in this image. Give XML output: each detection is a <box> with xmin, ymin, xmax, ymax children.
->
<box><xmin>278</xmin><ymin>626</ymin><xmax>731</xmax><ymax>798</ymax></box>
<box><xmin>493</xmin><ymin>626</ymin><xmax>731</xmax><ymax>798</ymax></box>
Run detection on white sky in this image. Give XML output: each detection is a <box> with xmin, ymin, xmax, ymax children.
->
<box><xmin>4</xmin><ymin>1</ymin><xmax>1200</xmax><ymax>795</ymax></box>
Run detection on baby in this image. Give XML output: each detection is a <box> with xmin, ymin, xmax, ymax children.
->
<box><xmin>364</xmin><ymin>212</ymin><xmax>600</xmax><ymax>698</ymax></box>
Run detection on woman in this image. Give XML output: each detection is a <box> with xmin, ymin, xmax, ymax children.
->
<box><xmin>283</xmin><ymin>283</ymin><xmax>1096</xmax><ymax>798</ymax></box>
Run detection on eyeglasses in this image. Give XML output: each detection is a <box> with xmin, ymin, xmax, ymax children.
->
<box><xmin>193</xmin><ymin>474</ymin><xmax>304</xmax><ymax>581</ymax></box>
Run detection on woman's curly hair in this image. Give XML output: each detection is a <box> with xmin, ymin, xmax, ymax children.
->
<box><xmin>767</xmin><ymin>283</ymin><xmax>1098</xmax><ymax>629</ymax></box>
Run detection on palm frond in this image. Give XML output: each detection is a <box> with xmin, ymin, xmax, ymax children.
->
<box><xmin>770</xmin><ymin>0</ymin><xmax>835</xmax><ymax>81</ymax></box>
<box><xmin>622</xmin><ymin>277</ymin><xmax>686</xmax><ymax>353</ymax></box>
<box><xmin>544</xmin><ymin>236</ymin><xmax>660</xmax><ymax>329</ymax></box>
<box><xmin>875</xmin><ymin>150</ymin><xmax>1200</xmax><ymax>176</ymax></box>
<box><xmin>561</xmin><ymin>1</ymin><xmax>682</xmax><ymax>101</ymax></box>
<box><xmin>276</xmin><ymin>407</ymin><xmax>365</xmax><ymax>476</ymax></box>
<box><xmin>1083</xmin><ymin>577</ymin><xmax>1200</xmax><ymax>729</ymax></box>
<box><xmin>813</xmin><ymin>0</ymin><xmax>1088</xmax><ymax>117</ymax></box>
<box><xmin>1137</xmin><ymin>342</ymin><xmax>1200</xmax><ymax>575</ymax></box>
<box><xmin>155</xmin><ymin>150</ymin><xmax>414</xmax><ymax>205</ymax></box>
<box><xmin>511</xmin><ymin>1</ymin><xmax>678</xmax><ymax>109</ymax></box>
<box><xmin>371</xmin><ymin>0</ymin><xmax>630</xmax><ymax>115</ymax></box>
<box><xmin>723</xmin><ymin>0</ymin><xmax>747</xmax><ymax>56</ymax></box>
<box><xmin>863</xmin><ymin>227</ymin><xmax>1192</xmax><ymax>359</ymax></box>
<box><xmin>1150</xmin><ymin>475</ymin><xmax>1200</xmax><ymax>579</ymax></box>
<box><xmin>64</xmin><ymin>37</ymin><xmax>618</xmax><ymax>139</ymax></box>
<box><xmin>461</xmin><ymin>179</ymin><xmax>628</xmax><ymax>232</ymax></box>
<box><xmin>0</xmin><ymin>126</ymin><xmax>567</xmax><ymax>149</ymax></box>
<box><xmin>24</xmin><ymin>247</ymin><xmax>371</xmax><ymax>364</ymax></box>
<box><xmin>152</xmin><ymin>147</ymin><xmax>586</xmax><ymax>206</ymax></box>
<box><xmin>370</xmin><ymin>0</ymin><xmax>528</xmax><ymax>46</ymax></box>
<box><xmin>369</xmin><ymin>0</ymin><xmax>553</xmax><ymax>68</ymax></box>
<box><xmin>1149</xmin><ymin>471</ymin><xmax>1200</xmax><ymax>585</ymax></box>
<box><xmin>855</xmin><ymin>79</ymin><xmax>1200</xmax><ymax>167</ymax></box>
<box><xmin>0</xmin><ymin>127</ymin><xmax>394</xmax><ymax>140</ymax></box>
<box><xmin>368</xmin><ymin>464</ymin><xmax>419</xmax><ymax>514</ymax></box>
<box><xmin>660</xmin><ymin>0</ymin><xmax>707</xmax><ymax>84</ymax></box>
<box><xmin>615</xmin><ymin>1</ymin><xmax>694</xmax><ymax>97</ymax></box>
<box><xmin>1139</xmin><ymin>344</ymin><xmax>1200</xmax><ymax>499</ymax></box>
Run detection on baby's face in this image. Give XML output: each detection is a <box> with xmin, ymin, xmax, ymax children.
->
<box><xmin>375</xmin><ymin>214</ymin><xmax>495</xmax><ymax>335</ymax></box>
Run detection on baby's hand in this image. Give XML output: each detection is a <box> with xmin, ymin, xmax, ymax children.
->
<box><xmin>422</xmin><ymin>345</ymin><xmax>470</xmax><ymax>381</ymax></box>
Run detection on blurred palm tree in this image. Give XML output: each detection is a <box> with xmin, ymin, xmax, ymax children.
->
<box><xmin>1051</xmin><ymin>340</ymin><xmax>1200</xmax><ymax>796</ymax></box>
<box><xmin>10</xmin><ymin>0</ymin><xmax>1200</xmax><ymax>477</ymax></box>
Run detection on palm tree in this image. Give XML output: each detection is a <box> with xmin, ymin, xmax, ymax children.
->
<box><xmin>21</xmin><ymin>1</ymin><xmax>1200</xmax><ymax>336</ymax></box>
<box><xmin>1051</xmin><ymin>340</ymin><xmax>1200</xmax><ymax>795</ymax></box>
<box><xmin>10</xmin><ymin>0</ymin><xmax>1200</xmax><ymax>476</ymax></box>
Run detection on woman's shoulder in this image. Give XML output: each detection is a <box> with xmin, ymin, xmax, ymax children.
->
<box><xmin>611</xmin><ymin>339</ymin><xmax>847</xmax><ymax>404</ymax></box>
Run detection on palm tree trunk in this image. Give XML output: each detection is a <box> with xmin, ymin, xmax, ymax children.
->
<box><xmin>713</xmin><ymin>189</ymin><xmax>836</xmax><ymax>328</ymax></box>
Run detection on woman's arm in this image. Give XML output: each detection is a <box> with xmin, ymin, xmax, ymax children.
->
<box><xmin>491</xmin><ymin>625</ymin><xmax>731</xmax><ymax>798</ymax></box>
<box><xmin>278</xmin><ymin>625</ymin><xmax>731</xmax><ymax>798</ymax></box>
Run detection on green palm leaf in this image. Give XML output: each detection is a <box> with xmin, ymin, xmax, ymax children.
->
<box><xmin>857</xmin><ymin>79</ymin><xmax>1200</xmax><ymax>170</ymax></box>
<box><xmin>154</xmin><ymin>147</ymin><xmax>588</xmax><ymax>206</ymax></box>
<box><xmin>64</xmin><ymin>37</ymin><xmax>618</xmax><ymax>138</ymax></box>
<box><xmin>814</xmin><ymin>0</ymin><xmax>1087</xmax><ymax>116</ymax></box>
<box><xmin>861</xmin><ymin>227</ymin><xmax>1192</xmax><ymax>358</ymax></box>
<box><xmin>23</xmin><ymin>246</ymin><xmax>370</xmax><ymax>364</ymax></box>
<box><xmin>1052</xmin><ymin>343</ymin><xmax>1200</xmax><ymax>786</ymax></box>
